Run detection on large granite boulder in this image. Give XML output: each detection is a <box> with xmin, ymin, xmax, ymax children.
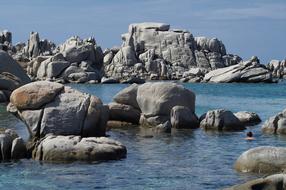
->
<box><xmin>224</xmin><ymin>173</ymin><xmax>286</xmax><ymax>190</ymax></box>
<box><xmin>204</xmin><ymin>57</ymin><xmax>273</xmax><ymax>83</ymax></box>
<box><xmin>262</xmin><ymin>109</ymin><xmax>286</xmax><ymax>135</ymax></box>
<box><xmin>235</xmin><ymin>146</ymin><xmax>286</xmax><ymax>173</ymax></box>
<box><xmin>0</xmin><ymin>129</ymin><xmax>27</xmax><ymax>161</ymax></box>
<box><xmin>8</xmin><ymin>81</ymin><xmax>109</xmax><ymax>138</ymax></box>
<box><xmin>234</xmin><ymin>111</ymin><xmax>261</xmax><ymax>126</ymax></box>
<box><xmin>200</xmin><ymin>109</ymin><xmax>246</xmax><ymax>131</ymax></box>
<box><xmin>32</xmin><ymin>135</ymin><xmax>127</xmax><ymax>162</ymax></box>
<box><xmin>0</xmin><ymin>50</ymin><xmax>31</xmax><ymax>102</ymax></box>
<box><xmin>137</xmin><ymin>82</ymin><xmax>195</xmax><ymax>126</ymax></box>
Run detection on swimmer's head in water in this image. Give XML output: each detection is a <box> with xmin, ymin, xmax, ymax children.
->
<box><xmin>247</xmin><ymin>131</ymin><xmax>253</xmax><ymax>137</ymax></box>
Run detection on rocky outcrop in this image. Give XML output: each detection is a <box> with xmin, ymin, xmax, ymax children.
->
<box><xmin>262</xmin><ymin>109</ymin><xmax>286</xmax><ymax>135</ymax></box>
<box><xmin>27</xmin><ymin>36</ymin><xmax>103</xmax><ymax>83</ymax></box>
<box><xmin>0</xmin><ymin>50</ymin><xmax>31</xmax><ymax>102</ymax></box>
<box><xmin>109</xmin><ymin>82</ymin><xmax>198</xmax><ymax>130</ymax></box>
<box><xmin>224</xmin><ymin>173</ymin><xmax>286</xmax><ymax>190</ymax></box>
<box><xmin>267</xmin><ymin>59</ymin><xmax>286</xmax><ymax>79</ymax></box>
<box><xmin>234</xmin><ymin>111</ymin><xmax>261</xmax><ymax>126</ymax></box>
<box><xmin>0</xmin><ymin>129</ymin><xmax>27</xmax><ymax>161</ymax></box>
<box><xmin>200</xmin><ymin>109</ymin><xmax>246</xmax><ymax>131</ymax></box>
<box><xmin>234</xmin><ymin>146</ymin><xmax>286</xmax><ymax>173</ymax></box>
<box><xmin>8</xmin><ymin>81</ymin><xmax>109</xmax><ymax>138</ymax></box>
<box><xmin>32</xmin><ymin>135</ymin><xmax>127</xmax><ymax>162</ymax></box>
<box><xmin>204</xmin><ymin>56</ymin><xmax>273</xmax><ymax>83</ymax></box>
<box><xmin>104</xmin><ymin>22</ymin><xmax>241</xmax><ymax>82</ymax></box>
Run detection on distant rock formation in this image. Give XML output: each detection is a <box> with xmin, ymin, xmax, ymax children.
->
<box><xmin>204</xmin><ymin>56</ymin><xmax>273</xmax><ymax>83</ymax></box>
<box><xmin>104</xmin><ymin>22</ymin><xmax>242</xmax><ymax>82</ymax></box>
<box><xmin>267</xmin><ymin>59</ymin><xmax>286</xmax><ymax>79</ymax></box>
<box><xmin>26</xmin><ymin>36</ymin><xmax>104</xmax><ymax>83</ymax></box>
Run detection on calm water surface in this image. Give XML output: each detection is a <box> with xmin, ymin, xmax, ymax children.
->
<box><xmin>1</xmin><ymin>82</ymin><xmax>286</xmax><ymax>190</ymax></box>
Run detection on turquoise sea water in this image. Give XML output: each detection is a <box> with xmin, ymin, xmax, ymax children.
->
<box><xmin>1</xmin><ymin>82</ymin><xmax>286</xmax><ymax>189</ymax></box>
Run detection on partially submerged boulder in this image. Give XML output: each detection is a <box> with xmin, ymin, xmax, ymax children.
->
<box><xmin>234</xmin><ymin>146</ymin><xmax>286</xmax><ymax>173</ymax></box>
<box><xmin>8</xmin><ymin>81</ymin><xmax>109</xmax><ymax>138</ymax></box>
<box><xmin>32</xmin><ymin>135</ymin><xmax>127</xmax><ymax>162</ymax></box>
<box><xmin>109</xmin><ymin>82</ymin><xmax>197</xmax><ymax>129</ymax></box>
<box><xmin>224</xmin><ymin>173</ymin><xmax>286</xmax><ymax>190</ymax></box>
<box><xmin>262</xmin><ymin>109</ymin><xmax>286</xmax><ymax>135</ymax></box>
<box><xmin>170</xmin><ymin>106</ymin><xmax>199</xmax><ymax>129</ymax></box>
<box><xmin>200</xmin><ymin>109</ymin><xmax>246</xmax><ymax>131</ymax></box>
<box><xmin>234</xmin><ymin>111</ymin><xmax>261</xmax><ymax>126</ymax></box>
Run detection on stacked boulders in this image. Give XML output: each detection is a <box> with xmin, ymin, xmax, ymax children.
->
<box><xmin>27</xmin><ymin>36</ymin><xmax>103</xmax><ymax>83</ymax></box>
<box><xmin>7</xmin><ymin>81</ymin><xmax>126</xmax><ymax>162</ymax></box>
<box><xmin>109</xmin><ymin>82</ymin><xmax>199</xmax><ymax>131</ymax></box>
<box><xmin>104</xmin><ymin>22</ymin><xmax>241</xmax><ymax>82</ymax></box>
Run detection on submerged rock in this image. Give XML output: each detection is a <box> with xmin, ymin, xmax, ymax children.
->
<box><xmin>200</xmin><ymin>109</ymin><xmax>245</xmax><ymax>131</ymax></box>
<box><xmin>234</xmin><ymin>146</ymin><xmax>286</xmax><ymax>173</ymax></box>
<box><xmin>224</xmin><ymin>173</ymin><xmax>286</xmax><ymax>190</ymax></box>
<box><xmin>262</xmin><ymin>109</ymin><xmax>286</xmax><ymax>135</ymax></box>
<box><xmin>8</xmin><ymin>81</ymin><xmax>109</xmax><ymax>138</ymax></box>
<box><xmin>32</xmin><ymin>135</ymin><xmax>127</xmax><ymax>162</ymax></box>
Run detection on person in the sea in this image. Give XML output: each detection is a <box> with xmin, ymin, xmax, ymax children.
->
<box><xmin>245</xmin><ymin>131</ymin><xmax>254</xmax><ymax>140</ymax></box>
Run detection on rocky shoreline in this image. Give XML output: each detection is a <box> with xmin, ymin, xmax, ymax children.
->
<box><xmin>0</xmin><ymin>22</ymin><xmax>286</xmax><ymax>189</ymax></box>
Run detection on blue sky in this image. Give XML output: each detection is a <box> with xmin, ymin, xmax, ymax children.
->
<box><xmin>0</xmin><ymin>0</ymin><xmax>285</xmax><ymax>63</ymax></box>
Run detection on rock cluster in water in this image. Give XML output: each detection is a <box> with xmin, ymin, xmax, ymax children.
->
<box><xmin>0</xmin><ymin>22</ymin><xmax>278</xmax><ymax>86</ymax></box>
<box><xmin>6</xmin><ymin>81</ymin><xmax>126</xmax><ymax>162</ymax></box>
<box><xmin>104</xmin><ymin>22</ymin><xmax>242</xmax><ymax>82</ymax></box>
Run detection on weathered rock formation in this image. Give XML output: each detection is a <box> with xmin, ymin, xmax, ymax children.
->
<box><xmin>7</xmin><ymin>81</ymin><xmax>109</xmax><ymax>138</ymax></box>
<box><xmin>109</xmin><ymin>82</ymin><xmax>199</xmax><ymax>130</ymax></box>
<box><xmin>0</xmin><ymin>30</ymin><xmax>12</xmax><ymax>52</ymax></box>
<box><xmin>0</xmin><ymin>50</ymin><xmax>31</xmax><ymax>102</ymax></box>
<box><xmin>235</xmin><ymin>146</ymin><xmax>286</xmax><ymax>173</ymax></box>
<box><xmin>104</xmin><ymin>22</ymin><xmax>241</xmax><ymax>82</ymax></box>
<box><xmin>262</xmin><ymin>109</ymin><xmax>286</xmax><ymax>135</ymax></box>
<box><xmin>32</xmin><ymin>135</ymin><xmax>127</xmax><ymax>162</ymax></box>
<box><xmin>224</xmin><ymin>173</ymin><xmax>286</xmax><ymax>190</ymax></box>
<box><xmin>204</xmin><ymin>56</ymin><xmax>273</xmax><ymax>83</ymax></box>
<box><xmin>27</xmin><ymin>36</ymin><xmax>103</xmax><ymax>83</ymax></box>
